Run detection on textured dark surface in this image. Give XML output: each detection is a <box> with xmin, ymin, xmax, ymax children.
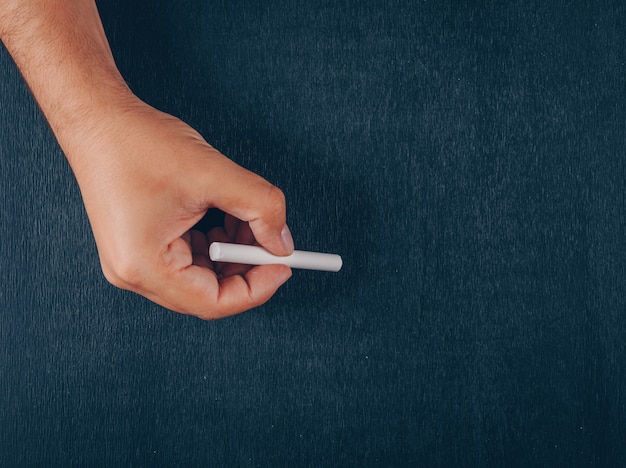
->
<box><xmin>1</xmin><ymin>1</ymin><xmax>625</xmax><ymax>466</ymax></box>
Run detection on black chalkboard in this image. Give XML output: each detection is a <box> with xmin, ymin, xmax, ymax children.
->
<box><xmin>1</xmin><ymin>1</ymin><xmax>625</xmax><ymax>466</ymax></box>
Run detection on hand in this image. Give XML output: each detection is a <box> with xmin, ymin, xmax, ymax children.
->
<box><xmin>1</xmin><ymin>1</ymin><xmax>294</xmax><ymax>317</ymax></box>
<box><xmin>65</xmin><ymin>99</ymin><xmax>294</xmax><ymax>319</ymax></box>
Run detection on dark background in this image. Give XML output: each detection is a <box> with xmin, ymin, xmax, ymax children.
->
<box><xmin>1</xmin><ymin>0</ymin><xmax>625</xmax><ymax>466</ymax></box>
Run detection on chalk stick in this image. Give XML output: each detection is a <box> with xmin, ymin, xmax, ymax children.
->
<box><xmin>209</xmin><ymin>242</ymin><xmax>342</xmax><ymax>272</ymax></box>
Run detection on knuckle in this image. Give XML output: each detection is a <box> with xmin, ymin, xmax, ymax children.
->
<box><xmin>100</xmin><ymin>256</ymin><xmax>144</xmax><ymax>291</ymax></box>
<box><xmin>101</xmin><ymin>265</ymin><xmax>124</xmax><ymax>289</ymax></box>
<box><xmin>264</xmin><ymin>185</ymin><xmax>286</xmax><ymax>220</ymax></box>
<box><xmin>197</xmin><ymin>312</ymin><xmax>219</xmax><ymax>321</ymax></box>
<box><xmin>197</xmin><ymin>303</ymin><xmax>226</xmax><ymax>321</ymax></box>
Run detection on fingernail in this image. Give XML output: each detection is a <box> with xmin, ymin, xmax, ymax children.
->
<box><xmin>281</xmin><ymin>224</ymin><xmax>294</xmax><ymax>253</ymax></box>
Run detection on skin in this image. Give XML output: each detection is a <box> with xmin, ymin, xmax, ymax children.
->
<box><xmin>0</xmin><ymin>0</ymin><xmax>294</xmax><ymax>319</ymax></box>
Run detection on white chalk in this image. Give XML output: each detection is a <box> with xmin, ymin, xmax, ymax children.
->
<box><xmin>209</xmin><ymin>242</ymin><xmax>342</xmax><ymax>272</ymax></box>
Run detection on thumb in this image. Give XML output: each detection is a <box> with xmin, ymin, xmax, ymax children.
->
<box><xmin>200</xmin><ymin>157</ymin><xmax>294</xmax><ymax>256</ymax></box>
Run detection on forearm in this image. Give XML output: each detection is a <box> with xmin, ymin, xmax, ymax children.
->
<box><xmin>0</xmin><ymin>0</ymin><xmax>134</xmax><ymax>160</ymax></box>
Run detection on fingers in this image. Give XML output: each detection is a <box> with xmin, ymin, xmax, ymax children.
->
<box><xmin>158</xmin><ymin>262</ymin><xmax>291</xmax><ymax>320</ymax></box>
<box><xmin>136</xmin><ymin>234</ymin><xmax>291</xmax><ymax>319</ymax></box>
<box><xmin>247</xmin><ymin>187</ymin><xmax>294</xmax><ymax>256</ymax></box>
<box><xmin>196</xmin><ymin>157</ymin><xmax>294</xmax><ymax>256</ymax></box>
<box><xmin>183</xmin><ymin>229</ymin><xmax>212</xmax><ymax>268</ymax></box>
<box><xmin>210</xmin><ymin>264</ymin><xmax>292</xmax><ymax>318</ymax></box>
<box><xmin>224</xmin><ymin>214</ymin><xmax>255</xmax><ymax>245</ymax></box>
<box><xmin>207</xmin><ymin>223</ymin><xmax>252</xmax><ymax>277</ymax></box>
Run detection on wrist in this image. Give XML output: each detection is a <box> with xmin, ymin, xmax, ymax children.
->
<box><xmin>51</xmin><ymin>82</ymin><xmax>138</xmax><ymax>155</ymax></box>
<box><xmin>0</xmin><ymin>0</ymin><xmax>136</xmax><ymax>159</ymax></box>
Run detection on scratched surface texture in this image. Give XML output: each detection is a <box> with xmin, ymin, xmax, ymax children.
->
<box><xmin>1</xmin><ymin>0</ymin><xmax>625</xmax><ymax>466</ymax></box>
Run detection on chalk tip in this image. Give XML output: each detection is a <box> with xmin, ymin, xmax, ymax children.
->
<box><xmin>208</xmin><ymin>242</ymin><xmax>222</xmax><ymax>261</ymax></box>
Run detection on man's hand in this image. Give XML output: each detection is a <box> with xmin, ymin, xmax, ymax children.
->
<box><xmin>0</xmin><ymin>0</ymin><xmax>293</xmax><ymax>318</ymax></box>
<box><xmin>70</xmin><ymin>100</ymin><xmax>294</xmax><ymax>318</ymax></box>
